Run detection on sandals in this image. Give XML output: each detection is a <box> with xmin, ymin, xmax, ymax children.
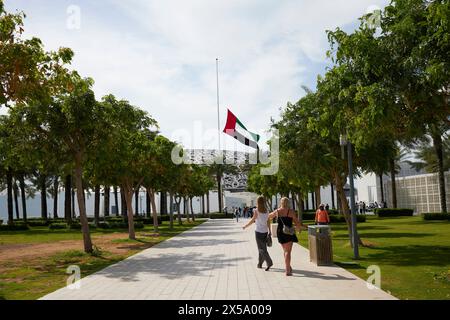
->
<box><xmin>286</xmin><ymin>266</ymin><xmax>293</xmax><ymax>276</ymax></box>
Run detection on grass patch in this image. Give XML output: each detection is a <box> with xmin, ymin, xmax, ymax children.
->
<box><xmin>298</xmin><ymin>216</ymin><xmax>450</xmax><ymax>300</ymax></box>
<box><xmin>0</xmin><ymin>220</ymin><xmax>206</xmax><ymax>300</ymax></box>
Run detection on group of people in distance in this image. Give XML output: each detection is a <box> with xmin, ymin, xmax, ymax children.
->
<box><xmin>243</xmin><ymin>196</ymin><xmax>331</xmax><ymax>276</ymax></box>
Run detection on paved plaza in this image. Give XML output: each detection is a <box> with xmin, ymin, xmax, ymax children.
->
<box><xmin>41</xmin><ymin>219</ymin><xmax>396</xmax><ymax>300</ymax></box>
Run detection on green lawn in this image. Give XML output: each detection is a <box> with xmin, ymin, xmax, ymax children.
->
<box><xmin>298</xmin><ymin>216</ymin><xmax>450</xmax><ymax>300</ymax></box>
<box><xmin>0</xmin><ymin>220</ymin><xmax>206</xmax><ymax>300</ymax></box>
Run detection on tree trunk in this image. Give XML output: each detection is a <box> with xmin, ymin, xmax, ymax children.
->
<box><xmin>74</xmin><ymin>156</ymin><xmax>93</xmax><ymax>253</ymax></box>
<box><xmin>13</xmin><ymin>179</ymin><xmax>20</xmax><ymax>220</ymax></box>
<box><xmin>311</xmin><ymin>192</ymin><xmax>315</xmax><ymax>210</ymax></box>
<box><xmin>175</xmin><ymin>196</ymin><xmax>182</xmax><ymax>225</ymax></box>
<box><xmin>113</xmin><ymin>186</ymin><xmax>119</xmax><ymax>216</ymax></box>
<box><xmin>335</xmin><ymin>173</ymin><xmax>363</xmax><ymax>246</ymax></box>
<box><xmin>94</xmin><ymin>185</ymin><xmax>100</xmax><ymax>226</ymax></box>
<box><xmin>431</xmin><ymin>131</ymin><xmax>447</xmax><ymax>213</ymax></box>
<box><xmin>291</xmin><ymin>193</ymin><xmax>296</xmax><ymax>211</ymax></box>
<box><xmin>389</xmin><ymin>158</ymin><xmax>397</xmax><ymax>208</ymax></box>
<box><xmin>336</xmin><ymin>188</ymin><xmax>341</xmax><ymax>214</ymax></box>
<box><xmin>103</xmin><ymin>186</ymin><xmax>111</xmax><ymax>217</ymax></box>
<box><xmin>330</xmin><ymin>183</ymin><xmax>335</xmax><ymax>210</ymax></box>
<box><xmin>315</xmin><ymin>186</ymin><xmax>321</xmax><ymax>208</ymax></box>
<box><xmin>169</xmin><ymin>193</ymin><xmax>174</xmax><ymax>229</ymax></box>
<box><xmin>202</xmin><ymin>195</ymin><xmax>205</xmax><ymax>216</ymax></box>
<box><xmin>53</xmin><ymin>177</ymin><xmax>59</xmax><ymax>219</ymax></box>
<box><xmin>6</xmin><ymin>170</ymin><xmax>13</xmax><ymax>224</ymax></box>
<box><xmin>123</xmin><ymin>185</ymin><xmax>136</xmax><ymax>240</ymax></box>
<box><xmin>40</xmin><ymin>175</ymin><xmax>48</xmax><ymax>220</ymax></box>
<box><xmin>206</xmin><ymin>193</ymin><xmax>210</xmax><ymax>214</ymax></box>
<box><xmin>184</xmin><ymin>197</ymin><xmax>191</xmax><ymax>223</ymax></box>
<box><xmin>121</xmin><ymin>190</ymin><xmax>127</xmax><ymax>216</ymax></box>
<box><xmin>305</xmin><ymin>194</ymin><xmax>309</xmax><ymax>211</ymax></box>
<box><xmin>146</xmin><ymin>191</ymin><xmax>151</xmax><ymax>218</ymax></box>
<box><xmin>190</xmin><ymin>197</ymin><xmax>195</xmax><ymax>222</ymax></box>
<box><xmin>335</xmin><ymin>173</ymin><xmax>353</xmax><ymax>243</ymax></box>
<box><xmin>64</xmin><ymin>175</ymin><xmax>72</xmax><ymax>223</ymax></box>
<box><xmin>135</xmin><ymin>188</ymin><xmax>139</xmax><ymax>216</ymax></box>
<box><xmin>297</xmin><ymin>191</ymin><xmax>304</xmax><ymax>222</ymax></box>
<box><xmin>148</xmin><ymin>188</ymin><xmax>159</xmax><ymax>232</ymax></box>
<box><xmin>71</xmin><ymin>189</ymin><xmax>75</xmax><ymax>219</ymax></box>
<box><xmin>104</xmin><ymin>186</ymin><xmax>110</xmax><ymax>217</ymax></box>
<box><xmin>19</xmin><ymin>175</ymin><xmax>27</xmax><ymax>222</ymax></box>
<box><xmin>160</xmin><ymin>192</ymin><xmax>167</xmax><ymax>215</ymax></box>
<box><xmin>217</xmin><ymin>173</ymin><xmax>223</xmax><ymax>214</ymax></box>
<box><xmin>379</xmin><ymin>174</ymin><xmax>385</xmax><ymax>203</ymax></box>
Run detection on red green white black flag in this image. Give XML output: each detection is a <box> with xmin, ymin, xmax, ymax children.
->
<box><xmin>223</xmin><ymin>109</ymin><xmax>260</xmax><ymax>150</ymax></box>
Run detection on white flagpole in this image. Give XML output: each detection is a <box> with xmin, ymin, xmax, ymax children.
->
<box><xmin>216</xmin><ymin>58</ymin><xmax>221</xmax><ymax>152</ymax></box>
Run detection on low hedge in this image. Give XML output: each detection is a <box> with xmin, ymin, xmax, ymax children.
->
<box><xmin>27</xmin><ymin>220</ymin><xmax>52</xmax><ymax>227</ymax></box>
<box><xmin>303</xmin><ymin>210</ymin><xmax>339</xmax><ymax>215</ymax></box>
<box><xmin>49</xmin><ymin>223</ymin><xmax>68</xmax><ymax>230</ymax></box>
<box><xmin>301</xmin><ymin>213</ymin><xmax>366</xmax><ymax>223</ymax></box>
<box><xmin>423</xmin><ymin>213</ymin><xmax>450</xmax><ymax>221</ymax></box>
<box><xmin>329</xmin><ymin>215</ymin><xmax>367</xmax><ymax>223</ymax></box>
<box><xmin>68</xmin><ymin>222</ymin><xmax>82</xmax><ymax>230</ymax></box>
<box><xmin>0</xmin><ymin>222</ymin><xmax>30</xmax><ymax>231</ymax></box>
<box><xmin>375</xmin><ymin>208</ymin><xmax>414</xmax><ymax>217</ymax></box>
<box><xmin>208</xmin><ymin>214</ymin><xmax>234</xmax><ymax>219</ymax></box>
<box><xmin>97</xmin><ymin>221</ymin><xmax>144</xmax><ymax>230</ymax></box>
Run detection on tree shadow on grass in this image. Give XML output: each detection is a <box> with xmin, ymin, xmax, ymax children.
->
<box><xmin>333</xmin><ymin>232</ymin><xmax>434</xmax><ymax>240</ymax></box>
<box><xmin>365</xmin><ymin>245</ymin><xmax>450</xmax><ymax>267</ymax></box>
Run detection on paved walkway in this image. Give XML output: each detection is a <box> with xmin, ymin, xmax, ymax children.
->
<box><xmin>41</xmin><ymin>219</ymin><xmax>395</xmax><ymax>300</ymax></box>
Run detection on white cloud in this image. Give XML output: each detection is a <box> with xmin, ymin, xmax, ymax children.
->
<box><xmin>4</xmin><ymin>0</ymin><xmax>389</xmax><ymax>150</ymax></box>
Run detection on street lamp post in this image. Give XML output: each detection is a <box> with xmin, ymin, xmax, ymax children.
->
<box><xmin>340</xmin><ymin>133</ymin><xmax>360</xmax><ymax>259</ymax></box>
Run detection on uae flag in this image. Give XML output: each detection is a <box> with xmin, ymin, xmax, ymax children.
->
<box><xmin>223</xmin><ymin>109</ymin><xmax>260</xmax><ymax>149</ymax></box>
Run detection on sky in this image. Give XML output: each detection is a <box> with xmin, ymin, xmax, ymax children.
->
<box><xmin>4</xmin><ymin>0</ymin><xmax>390</xmax><ymax>151</ymax></box>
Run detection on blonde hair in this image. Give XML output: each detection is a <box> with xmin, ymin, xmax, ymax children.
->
<box><xmin>280</xmin><ymin>197</ymin><xmax>290</xmax><ymax>209</ymax></box>
<box><xmin>257</xmin><ymin>196</ymin><xmax>267</xmax><ymax>213</ymax></box>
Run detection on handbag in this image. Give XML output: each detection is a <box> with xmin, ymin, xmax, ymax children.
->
<box><xmin>266</xmin><ymin>233</ymin><xmax>273</xmax><ymax>247</ymax></box>
<box><xmin>278</xmin><ymin>210</ymin><xmax>296</xmax><ymax>236</ymax></box>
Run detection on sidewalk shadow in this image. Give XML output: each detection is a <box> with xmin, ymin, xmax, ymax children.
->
<box><xmin>95</xmin><ymin>252</ymin><xmax>251</xmax><ymax>282</ymax></box>
<box><xmin>269</xmin><ymin>268</ymin><xmax>356</xmax><ymax>281</ymax></box>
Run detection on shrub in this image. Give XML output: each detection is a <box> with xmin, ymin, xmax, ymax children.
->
<box><xmin>208</xmin><ymin>214</ymin><xmax>234</xmax><ymax>219</ymax></box>
<box><xmin>329</xmin><ymin>215</ymin><xmax>367</xmax><ymax>223</ymax></box>
<box><xmin>0</xmin><ymin>222</ymin><xmax>30</xmax><ymax>231</ymax></box>
<box><xmin>303</xmin><ymin>209</ymin><xmax>339</xmax><ymax>215</ymax></box>
<box><xmin>143</xmin><ymin>217</ymin><xmax>163</xmax><ymax>225</ymax></box>
<box><xmin>301</xmin><ymin>213</ymin><xmax>316</xmax><ymax>220</ymax></box>
<box><xmin>423</xmin><ymin>213</ymin><xmax>450</xmax><ymax>221</ymax></box>
<box><xmin>104</xmin><ymin>221</ymin><xmax>145</xmax><ymax>229</ymax></box>
<box><xmin>49</xmin><ymin>223</ymin><xmax>68</xmax><ymax>230</ymax></box>
<box><xmin>27</xmin><ymin>219</ymin><xmax>51</xmax><ymax>227</ymax></box>
<box><xmin>68</xmin><ymin>222</ymin><xmax>82</xmax><ymax>230</ymax></box>
<box><xmin>0</xmin><ymin>220</ymin><xmax>3</xmax><ymax>225</ymax></box>
<box><xmin>375</xmin><ymin>208</ymin><xmax>414</xmax><ymax>217</ymax></box>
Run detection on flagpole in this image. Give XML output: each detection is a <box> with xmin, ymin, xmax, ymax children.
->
<box><xmin>216</xmin><ymin>58</ymin><xmax>221</xmax><ymax>152</ymax></box>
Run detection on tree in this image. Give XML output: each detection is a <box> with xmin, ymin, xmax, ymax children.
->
<box><xmin>14</xmin><ymin>78</ymin><xmax>106</xmax><ymax>253</ymax></box>
<box><xmin>208</xmin><ymin>163</ymin><xmax>238</xmax><ymax>214</ymax></box>
<box><xmin>327</xmin><ymin>0</ymin><xmax>450</xmax><ymax>212</ymax></box>
<box><xmin>0</xmin><ymin>2</ymin><xmax>76</xmax><ymax>106</ymax></box>
<box><xmin>98</xmin><ymin>95</ymin><xmax>158</xmax><ymax>239</ymax></box>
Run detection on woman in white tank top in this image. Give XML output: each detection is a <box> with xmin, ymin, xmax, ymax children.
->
<box><xmin>243</xmin><ymin>196</ymin><xmax>273</xmax><ymax>271</ymax></box>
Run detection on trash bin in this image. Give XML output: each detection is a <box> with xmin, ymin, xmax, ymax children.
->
<box><xmin>308</xmin><ymin>225</ymin><xmax>333</xmax><ymax>266</ymax></box>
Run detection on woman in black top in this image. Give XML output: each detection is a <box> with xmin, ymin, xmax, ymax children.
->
<box><xmin>269</xmin><ymin>197</ymin><xmax>302</xmax><ymax>276</ymax></box>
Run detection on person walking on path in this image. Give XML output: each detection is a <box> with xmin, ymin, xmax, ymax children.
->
<box><xmin>269</xmin><ymin>197</ymin><xmax>302</xmax><ymax>276</ymax></box>
<box><xmin>315</xmin><ymin>204</ymin><xmax>330</xmax><ymax>225</ymax></box>
<box><xmin>243</xmin><ymin>196</ymin><xmax>273</xmax><ymax>271</ymax></box>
